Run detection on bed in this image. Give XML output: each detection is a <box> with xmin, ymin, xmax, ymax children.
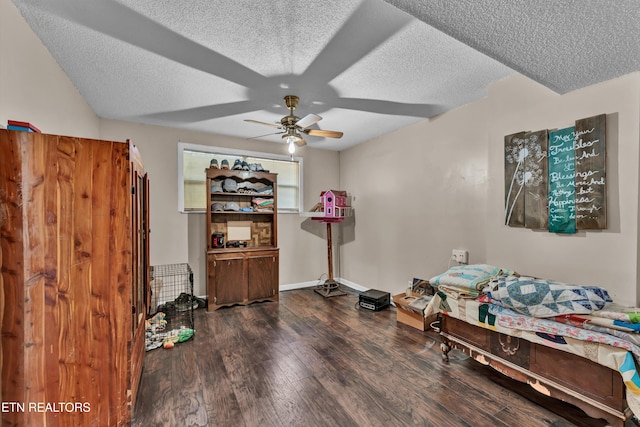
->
<box><xmin>423</xmin><ymin>265</ymin><xmax>640</xmax><ymax>427</ymax></box>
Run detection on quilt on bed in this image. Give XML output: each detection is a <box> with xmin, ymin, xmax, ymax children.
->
<box><xmin>488</xmin><ymin>275</ymin><xmax>612</xmax><ymax>318</ymax></box>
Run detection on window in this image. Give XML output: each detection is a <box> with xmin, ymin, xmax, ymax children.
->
<box><xmin>178</xmin><ymin>142</ymin><xmax>303</xmax><ymax>213</ymax></box>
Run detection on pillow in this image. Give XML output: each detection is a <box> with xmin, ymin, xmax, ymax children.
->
<box><xmin>429</xmin><ymin>264</ymin><xmax>506</xmax><ymax>291</ymax></box>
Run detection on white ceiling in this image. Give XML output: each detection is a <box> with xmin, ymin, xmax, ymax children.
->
<box><xmin>11</xmin><ymin>0</ymin><xmax>640</xmax><ymax>151</ymax></box>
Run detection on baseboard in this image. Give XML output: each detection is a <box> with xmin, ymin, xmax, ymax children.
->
<box><xmin>279</xmin><ymin>281</ymin><xmax>319</xmax><ymax>291</ymax></box>
<box><xmin>335</xmin><ymin>277</ymin><xmax>368</xmax><ymax>292</ymax></box>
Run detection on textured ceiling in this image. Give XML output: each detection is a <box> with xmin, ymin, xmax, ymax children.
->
<box><xmin>384</xmin><ymin>0</ymin><xmax>640</xmax><ymax>94</ymax></box>
<box><xmin>10</xmin><ymin>0</ymin><xmax>639</xmax><ymax>151</ymax></box>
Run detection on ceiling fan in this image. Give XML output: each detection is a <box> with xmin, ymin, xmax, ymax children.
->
<box><xmin>245</xmin><ymin>95</ymin><xmax>343</xmax><ymax>152</ymax></box>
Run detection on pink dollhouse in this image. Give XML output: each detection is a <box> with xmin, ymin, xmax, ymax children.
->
<box><xmin>320</xmin><ymin>190</ymin><xmax>351</xmax><ymax>217</ymax></box>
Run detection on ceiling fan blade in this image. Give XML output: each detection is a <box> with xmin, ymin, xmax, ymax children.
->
<box><xmin>244</xmin><ymin>119</ymin><xmax>282</xmax><ymax>129</ymax></box>
<box><xmin>303</xmin><ymin>129</ymin><xmax>344</xmax><ymax>138</ymax></box>
<box><xmin>295</xmin><ymin>113</ymin><xmax>322</xmax><ymax>129</ymax></box>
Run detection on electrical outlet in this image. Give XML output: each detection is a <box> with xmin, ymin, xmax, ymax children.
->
<box><xmin>451</xmin><ymin>249</ymin><xmax>468</xmax><ymax>264</ymax></box>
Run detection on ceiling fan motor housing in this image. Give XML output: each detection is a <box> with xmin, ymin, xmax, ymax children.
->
<box><xmin>282</xmin><ymin>95</ymin><xmax>300</xmax><ymax>128</ymax></box>
<box><xmin>281</xmin><ymin>115</ymin><xmax>300</xmax><ymax>127</ymax></box>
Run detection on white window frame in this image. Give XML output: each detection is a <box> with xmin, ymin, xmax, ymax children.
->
<box><xmin>177</xmin><ymin>142</ymin><xmax>303</xmax><ymax>214</ymax></box>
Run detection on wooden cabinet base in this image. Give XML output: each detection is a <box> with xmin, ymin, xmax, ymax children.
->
<box><xmin>207</xmin><ymin>248</ymin><xmax>279</xmax><ymax>311</ymax></box>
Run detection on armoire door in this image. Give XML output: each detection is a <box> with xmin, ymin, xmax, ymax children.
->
<box><xmin>130</xmin><ymin>144</ymin><xmax>148</xmax><ymax>407</ymax></box>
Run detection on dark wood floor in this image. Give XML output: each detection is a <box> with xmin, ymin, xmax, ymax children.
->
<box><xmin>133</xmin><ymin>287</ymin><xmax>630</xmax><ymax>426</ymax></box>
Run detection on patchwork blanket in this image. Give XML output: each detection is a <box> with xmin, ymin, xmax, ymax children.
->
<box><xmin>487</xmin><ymin>275</ymin><xmax>612</xmax><ymax>318</ymax></box>
<box><xmin>553</xmin><ymin>304</ymin><xmax>640</xmax><ymax>346</ymax></box>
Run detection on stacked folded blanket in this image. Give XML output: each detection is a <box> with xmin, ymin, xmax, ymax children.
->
<box><xmin>252</xmin><ymin>197</ymin><xmax>273</xmax><ymax>212</ymax></box>
<box><xmin>429</xmin><ymin>264</ymin><xmax>508</xmax><ymax>293</ymax></box>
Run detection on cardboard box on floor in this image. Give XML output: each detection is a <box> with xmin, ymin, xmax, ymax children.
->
<box><xmin>393</xmin><ymin>293</ymin><xmax>427</xmax><ymax>331</ymax></box>
<box><xmin>393</xmin><ymin>293</ymin><xmax>438</xmax><ymax>332</ymax></box>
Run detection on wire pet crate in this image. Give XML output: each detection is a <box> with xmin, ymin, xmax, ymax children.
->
<box><xmin>149</xmin><ymin>263</ymin><xmax>195</xmax><ymax>331</ymax></box>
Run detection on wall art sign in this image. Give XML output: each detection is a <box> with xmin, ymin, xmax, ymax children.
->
<box><xmin>548</xmin><ymin>126</ymin><xmax>576</xmax><ymax>233</ymax></box>
<box><xmin>504</xmin><ymin>113</ymin><xmax>607</xmax><ymax>233</ymax></box>
<box><xmin>504</xmin><ymin>130</ymin><xmax>548</xmax><ymax>229</ymax></box>
<box><xmin>574</xmin><ymin>114</ymin><xmax>606</xmax><ymax>229</ymax></box>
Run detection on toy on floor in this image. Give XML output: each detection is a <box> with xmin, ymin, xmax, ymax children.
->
<box><xmin>145</xmin><ymin>322</ymin><xmax>195</xmax><ymax>352</ymax></box>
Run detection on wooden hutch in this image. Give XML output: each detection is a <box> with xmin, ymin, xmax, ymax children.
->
<box><xmin>205</xmin><ymin>168</ymin><xmax>279</xmax><ymax>311</ymax></box>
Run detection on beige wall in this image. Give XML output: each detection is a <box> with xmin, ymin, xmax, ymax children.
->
<box><xmin>340</xmin><ymin>72</ymin><xmax>640</xmax><ymax>304</ymax></box>
<box><xmin>339</xmin><ymin>98</ymin><xmax>491</xmax><ymax>294</ymax></box>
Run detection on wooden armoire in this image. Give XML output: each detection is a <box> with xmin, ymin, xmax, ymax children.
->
<box><xmin>0</xmin><ymin>129</ymin><xmax>150</xmax><ymax>426</ymax></box>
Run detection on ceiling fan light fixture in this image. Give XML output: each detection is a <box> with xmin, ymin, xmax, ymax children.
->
<box><xmin>284</xmin><ymin>133</ymin><xmax>302</xmax><ymax>153</ymax></box>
